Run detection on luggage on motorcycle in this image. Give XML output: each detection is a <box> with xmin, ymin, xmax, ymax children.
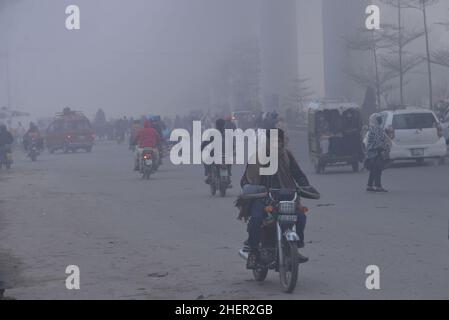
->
<box><xmin>235</xmin><ymin>184</ymin><xmax>268</xmax><ymax>222</ymax></box>
<box><xmin>239</xmin><ymin>184</ymin><xmax>267</xmax><ymax>200</ymax></box>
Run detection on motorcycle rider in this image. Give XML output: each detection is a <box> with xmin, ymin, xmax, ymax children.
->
<box><xmin>133</xmin><ymin>120</ymin><xmax>160</xmax><ymax>171</ymax></box>
<box><xmin>240</xmin><ymin>128</ymin><xmax>317</xmax><ymax>269</ymax></box>
<box><xmin>0</xmin><ymin>124</ymin><xmax>14</xmax><ymax>162</ymax></box>
<box><xmin>201</xmin><ymin>119</ymin><xmax>233</xmax><ymax>186</ymax></box>
<box><xmin>23</xmin><ymin>122</ymin><xmax>44</xmax><ymax>152</ymax></box>
<box><xmin>129</xmin><ymin>120</ymin><xmax>141</xmax><ymax>151</ymax></box>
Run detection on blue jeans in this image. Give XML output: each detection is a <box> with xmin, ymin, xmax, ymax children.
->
<box><xmin>247</xmin><ymin>199</ymin><xmax>306</xmax><ymax>251</ymax></box>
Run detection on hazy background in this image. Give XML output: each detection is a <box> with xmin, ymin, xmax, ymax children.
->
<box><xmin>0</xmin><ymin>0</ymin><xmax>259</xmax><ymax>118</ymax></box>
<box><xmin>1</xmin><ymin>0</ymin><xmax>448</xmax><ymax>120</ymax></box>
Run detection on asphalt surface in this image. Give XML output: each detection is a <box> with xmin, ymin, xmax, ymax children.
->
<box><xmin>1</xmin><ymin>131</ymin><xmax>449</xmax><ymax>299</ymax></box>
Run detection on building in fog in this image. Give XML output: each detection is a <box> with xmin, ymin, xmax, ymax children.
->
<box><xmin>296</xmin><ymin>0</ymin><xmax>325</xmax><ymax>101</ymax></box>
<box><xmin>257</xmin><ymin>0</ymin><xmax>369</xmax><ymax>111</ymax></box>
<box><xmin>258</xmin><ymin>0</ymin><xmax>299</xmax><ymax>111</ymax></box>
<box><xmin>321</xmin><ymin>0</ymin><xmax>369</xmax><ymax>101</ymax></box>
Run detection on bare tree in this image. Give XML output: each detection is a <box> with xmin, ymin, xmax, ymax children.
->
<box><xmin>345</xmin><ymin>67</ymin><xmax>398</xmax><ymax>108</ymax></box>
<box><xmin>381</xmin><ymin>0</ymin><xmax>425</xmax><ymax>105</ymax></box>
<box><xmin>432</xmin><ymin>49</ymin><xmax>449</xmax><ymax>68</ymax></box>
<box><xmin>346</xmin><ymin>28</ymin><xmax>393</xmax><ymax>109</ymax></box>
<box><xmin>285</xmin><ymin>78</ymin><xmax>314</xmax><ymax>111</ymax></box>
<box><xmin>406</xmin><ymin>0</ymin><xmax>439</xmax><ymax>108</ymax></box>
<box><xmin>432</xmin><ymin>8</ymin><xmax>449</xmax><ymax>68</ymax></box>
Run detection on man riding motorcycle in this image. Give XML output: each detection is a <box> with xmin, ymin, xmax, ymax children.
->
<box><xmin>240</xmin><ymin>128</ymin><xmax>318</xmax><ymax>269</ymax></box>
<box><xmin>133</xmin><ymin>120</ymin><xmax>160</xmax><ymax>171</ymax></box>
<box><xmin>0</xmin><ymin>124</ymin><xmax>14</xmax><ymax>166</ymax></box>
<box><xmin>23</xmin><ymin>122</ymin><xmax>44</xmax><ymax>152</ymax></box>
<box><xmin>201</xmin><ymin>119</ymin><xmax>233</xmax><ymax>186</ymax></box>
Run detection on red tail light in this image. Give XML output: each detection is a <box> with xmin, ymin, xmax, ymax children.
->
<box><xmin>143</xmin><ymin>153</ymin><xmax>152</xmax><ymax>160</ymax></box>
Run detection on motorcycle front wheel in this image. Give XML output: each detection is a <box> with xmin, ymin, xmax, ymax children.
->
<box><xmin>143</xmin><ymin>170</ymin><xmax>151</xmax><ymax>180</ymax></box>
<box><xmin>210</xmin><ymin>182</ymin><xmax>217</xmax><ymax>196</ymax></box>
<box><xmin>279</xmin><ymin>241</ymin><xmax>299</xmax><ymax>293</ymax></box>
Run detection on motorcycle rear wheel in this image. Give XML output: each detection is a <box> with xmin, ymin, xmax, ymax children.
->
<box><xmin>279</xmin><ymin>241</ymin><xmax>299</xmax><ymax>293</ymax></box>
<box><xmin>253</xmin><ymin>267</ymin><xmax>268</xmax><ymax>282</ymax></box>
<box><xmin>219</xmin><ymin>185</ymin><xmax>226</xmax><ymax>197</ymax></box>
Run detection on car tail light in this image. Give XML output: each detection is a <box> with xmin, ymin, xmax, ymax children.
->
<box><xmin>143</xmin><ymin>153</ymin><xmax>152</xmax><ymax>160</ymax></box>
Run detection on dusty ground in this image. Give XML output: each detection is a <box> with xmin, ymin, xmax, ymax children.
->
<box><xmin>1</xmin><ymin>131</ymin><xmax>449</xmax><ymax>299</ymax></box>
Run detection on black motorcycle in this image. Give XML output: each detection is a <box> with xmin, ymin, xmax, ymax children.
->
<box><xmin>27</xmin><ymin>139</ymin><xmax>40</xmax><ymax>162</ymax></box>
<box><xmin>0</xmin><ymin>145</ymin><xmax>12</xmax><ymax>169</ymax></box>
<box><xmin>239</xmin><ymin>186</ymin><xmax>319</xmax><ymax>293</ymax></box>
<box><xmin>209</xmin><ymin>162</ymin><xmax>231</xmax><ymax>197</ymax></box>
<box><xmin>140</xmin><ymin>147</ymin><xmax>158</xmax><ymax>180</ymax></box>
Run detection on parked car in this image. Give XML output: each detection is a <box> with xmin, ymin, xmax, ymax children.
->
<box><xmin>46</xmin><ymin>108</ymin><xmax>94</xmax><ymax>153</ymax></box>
<box><xmin>364</xmin><ymin>107</ymin><xmax>447</xmax><ymax>164</ymax></box>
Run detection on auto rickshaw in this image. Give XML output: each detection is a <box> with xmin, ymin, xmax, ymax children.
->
<box><xmin>307</xmin><ymin>101</ymin><xmax>364</xmax><ymax>174</ymax></box>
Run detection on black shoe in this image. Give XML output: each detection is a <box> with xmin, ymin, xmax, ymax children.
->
<box><xmin>297</xmin><ymin>253</ymin><xmax>309</xmax><ymax>264</ymax></box>
<box><xmin>366</xmin><ymin>186</ymin><xmax>376</xmax><ymax>192</ymax></box>
<box><xmin>375</xmin><ymin>187</ymin><xmax>389</xmax><ymax>193</ymax></box>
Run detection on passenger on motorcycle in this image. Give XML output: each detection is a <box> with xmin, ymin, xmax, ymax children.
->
<box><xmin>240</xmin><ymin>129</ymin><xmax>315</xmax><ymax>269</ymax></box>
<box><xmin>23</xmin><ymin>122</ymin><xmax>44</xmax><ymax>151</ymax></box>
<box><xmin>0</xmin><ymin>124</ymin><xmax>14</xmax><ymax>164</ymax></box>
<box><xmin>133</xmin><ymin>120</ymin><xmax>160</xmax><ymax>171</ymax></box>
<box><xmin>0</xmin><ymin>124</ymin><xmax>14</xmax><ymax>147</ymax></box>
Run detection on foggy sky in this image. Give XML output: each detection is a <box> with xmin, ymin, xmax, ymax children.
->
<box><xmin>1</xmin><ymin>0</ymin><xmax>448</xmax><ymax>120</ymax></box>
<box><xmin>0</xmin><ymin>0</ymin><xmax>259</xmax><ymax>119</ymax></box>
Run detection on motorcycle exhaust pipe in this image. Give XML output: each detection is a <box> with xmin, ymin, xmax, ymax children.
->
<box><xmin>238</xmin><ymin>249</ymin><xmax>248</xmax><ymax>261</ymax></box>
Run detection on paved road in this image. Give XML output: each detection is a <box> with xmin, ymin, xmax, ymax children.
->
<box><xmin>1</xmin><ymin>131</ymin><xmax>449</xmax><ymax>299</ymax></box>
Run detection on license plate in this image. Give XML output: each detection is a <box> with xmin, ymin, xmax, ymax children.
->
<box><xmin>145</xmin><ymin>159</ymin><xmax>153</xmax><ymax>166</ymax></box>
<box><xmin>220</xmin><ymin>168</ymin><xmax>228</xmax><ymax>177</ymax></box>
<box><xmin>278</xmin><ymin>215</ymin><xmax>297</xmax><ymax>223</ymax></box>
<box><xmin>411</xmin><ymin>148</ymin><xmax>424</xmax><ymax>156</ymax></box>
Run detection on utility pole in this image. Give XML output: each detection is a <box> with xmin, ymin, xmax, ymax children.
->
<box><xmin>5</xmin><ymin>50</ymin><xmax>11</xmax><ymax>109</ymax></box>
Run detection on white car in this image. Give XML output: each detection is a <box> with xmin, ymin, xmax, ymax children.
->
<box><xmin>364</xmin><ymin>107</ymin><xmax>447</xmax><ymax>164</ymax></box>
